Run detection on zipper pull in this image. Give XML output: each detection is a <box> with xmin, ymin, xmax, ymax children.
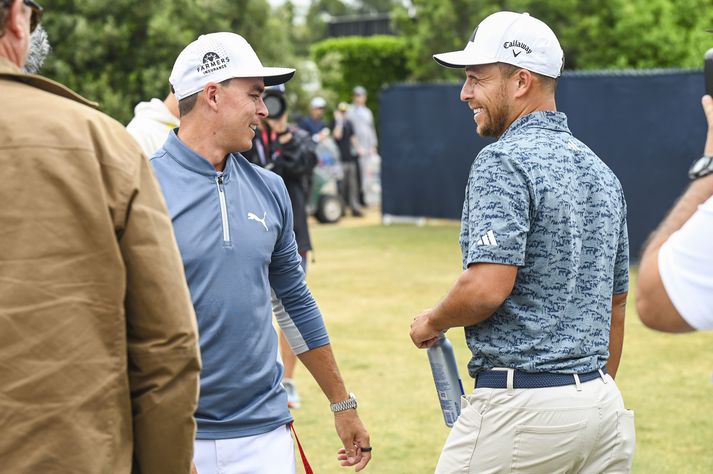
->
<box><xmin>217</xmin><ymin>175</ymin><xmax>224</xmax><ymax>185</ymax></box>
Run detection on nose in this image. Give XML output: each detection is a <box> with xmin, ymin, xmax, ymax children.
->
<box><xmin>256</xmin><ymin>96</ymin><xmax>268</xmax><ymax>118</ymax></box>
<box><xmin>460</xmin><ymin>80</ymin><xmax>473</xmax><ymax>102</ymax></box>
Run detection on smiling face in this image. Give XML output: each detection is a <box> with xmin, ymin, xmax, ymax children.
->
<box><xmin>218</xmin><ymin>77</ymin><xmax>268</xmax><ymax>152</ymax></box>
<box><xmin>460</xmin><ymin>63</ymin><xmax>514</xmax><ymax>138</ymax></box>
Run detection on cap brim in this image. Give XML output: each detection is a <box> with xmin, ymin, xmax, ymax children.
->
<box><xmin>433</xmin><ymin>49</ymin><xmax>496</xmax><ymax>68</ymax></box>
<box><xmin>262</xmin><ymin>67</ymin><xmax>295</xmax><ymax>86</ymax></box>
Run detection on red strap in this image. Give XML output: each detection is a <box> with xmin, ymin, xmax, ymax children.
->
<box><xmin>290</xmin><ymin>421</ymin><xmax>314</xmax><ymax>474</ymax></box>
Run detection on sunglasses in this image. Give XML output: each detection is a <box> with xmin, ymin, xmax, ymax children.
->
<box><xmin>23</xmin><ymin>0</ymin><xmax>43</xmax><ymax>34</ymax></box>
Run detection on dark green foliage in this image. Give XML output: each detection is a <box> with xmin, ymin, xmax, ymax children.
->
<box><xmin>41</xmin><ymin>0</ymin><xmax>294</xmax><ymax>123</ymax></box>
<box><xmin>392</xmin><ymin>0</ymin><xmax>713</xmax><ymax>81</ymax></box>
<box><xmin>311</xmin><ymin>35</ymin><xmax>410</xmax><ymax>121</ymax></box>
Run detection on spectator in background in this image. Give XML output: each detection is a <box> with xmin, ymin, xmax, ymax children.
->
<box><xmin>243</xmin><ymin>85</ymin><xmax>317</xmax><ymax>410</ymax></box>
<box><xmin>637</xmin><ymin>94</ymin><xmax>713</xmax><ymax>332</ymax></box>
<box><xmin>0</xmin><ymin>1</ymin><xmax>202</xmax><ymax>473</ymax></box>
<box><xmin>298</xmin><ymin>95</ymin><xmax>330</xmax><ymax>143</ymax></box>
<box><xmin>126</xmin><ymin>92</ymin><xmax>180</xmax><ymax>156</ymax></box>
<box><xmin>332</xmin><ymin>101</ymin><xmax>363</xmax><ymax>217</ymax></box>
<box><xmin>346</xmin><ymin>85</ymin><xmax>380</xmax><ymax>206</ymax></box>
<box><xmin>152</xmin><ymin>32</ymin><xmax>371</xmax><ymax>473</ymax></box>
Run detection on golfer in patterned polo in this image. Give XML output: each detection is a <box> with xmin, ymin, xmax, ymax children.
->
<box><xmin>410</xmin><ymin>11</ymin><xmax>635</xmax><ymax>473</ymax></box>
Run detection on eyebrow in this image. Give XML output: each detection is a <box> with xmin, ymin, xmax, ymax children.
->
<box><xmin>251</xmin><ymin>84</ymin><xmax>265</xmax><ymax>94</ymax></box>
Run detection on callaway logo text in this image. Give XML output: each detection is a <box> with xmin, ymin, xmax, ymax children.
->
<box><xmin>248</xmin><ymin>212</ymin><xmax>268</xmax><ymax>231</ymax></box>
<box><xmin>503</xmin><ymin>40</ymin><xmax>532</xmax><ymax>58</ymax></box>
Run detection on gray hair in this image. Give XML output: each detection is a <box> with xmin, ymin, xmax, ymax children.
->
<box><xmin>24</xmin><ymin>24</ymin><xmax>51</xmax><ymax>73</ymax></box>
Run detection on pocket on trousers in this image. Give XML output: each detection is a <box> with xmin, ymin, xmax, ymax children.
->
<box><xmin>435</xmin><ymin>396</ymin><xmax>485</xmax><ymax>474</ymax></box>
<box><xmin>511</xmin><ymin>420</ymin><xmax>587</xmax><ymax>474</ymax></box>
<box><xmin>608</xmin><ymin>410</ymin><xmax>636</xmax><ymax>472</ymax></box>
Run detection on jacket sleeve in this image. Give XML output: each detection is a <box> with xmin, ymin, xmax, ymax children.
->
<box><xmin>118</xmin><ymin>152</ymin><xmax>201</xmax><ymax>474</ymax></box>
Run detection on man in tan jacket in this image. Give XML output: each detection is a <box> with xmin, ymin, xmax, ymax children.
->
<box><xmin>0</xmin><ymin>1</ymin><xmax>202</xmax><ymax>473</ymax></box>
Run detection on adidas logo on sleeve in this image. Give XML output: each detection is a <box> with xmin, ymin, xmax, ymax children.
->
<box><xmin>477</xmin><ymin>230</ymin><xmax>498</xmax><ymax>246</ymax></box>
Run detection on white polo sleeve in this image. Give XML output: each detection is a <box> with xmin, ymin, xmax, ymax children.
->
<box><xmin>657</xmin><ymin>196</ymin><xmax>713</xmax><ymax>330</ymax></box>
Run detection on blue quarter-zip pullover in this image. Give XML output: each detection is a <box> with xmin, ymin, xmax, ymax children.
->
<box><xmin>150</xmin><ymin>130</ymin><xmax>330</xmax><ymax>439</ymax></box>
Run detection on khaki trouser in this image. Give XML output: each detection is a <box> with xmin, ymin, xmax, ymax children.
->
<box><xmin>435</xmin><ymin>373</ymin><xmax>635</xmax><ymax>474</ymax></box>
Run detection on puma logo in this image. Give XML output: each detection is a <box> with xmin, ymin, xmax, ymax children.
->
<box><xmin>513</xmin><ymin>50</ymin><xmax>522</xmax><ymax>58</ymax></box>
<box><xmin>247</xmin><ymin>211</ymin><xmax>268</xmax><ymax>231</ymax></box>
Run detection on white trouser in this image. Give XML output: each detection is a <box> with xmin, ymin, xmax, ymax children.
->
<box><xmin>436</xmin><ymin>374</ymin><xmax>635</xmax><ymax>474</ymax></box>
<box><xmin>194</xmin><ymin>424</ymin><xmax>295</xmax><ymax>474</ymax></box>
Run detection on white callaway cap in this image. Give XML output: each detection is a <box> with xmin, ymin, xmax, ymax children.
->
<box><xmin>170</xmin><ymin>32</ymin><xmax>295</xmax><ymax>100</ymax></box>
<box><xmin>433</xmin><ymin>11</ymin><xmax>563</xmax><ymax>79</ymax></box>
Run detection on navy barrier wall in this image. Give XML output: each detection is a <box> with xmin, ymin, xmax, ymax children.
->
<box><xmin>380</xmin><ymin>70</ymin><xmax>708</xmax><ymax>259</ymax></box>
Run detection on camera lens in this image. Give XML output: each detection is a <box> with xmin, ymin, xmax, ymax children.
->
<box><xmin>264</xmin><ymin>94</ymin><xmax>286</xmax><ymax>119</ymax></box>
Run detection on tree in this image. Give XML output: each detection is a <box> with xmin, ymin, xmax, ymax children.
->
<box><xmin>42</xmin><ymin>0</ymin><xmax>293</xmax><ymax>123</ymax></box>
<box><xmin>392</xmin><ymin>0</ymin><xmax>713</xmax><ymax>81</ymax></box>
<box><xmin>311</xmin><ymin>35</ymin><xmax>410</xmax><ymax>125</ymax></box>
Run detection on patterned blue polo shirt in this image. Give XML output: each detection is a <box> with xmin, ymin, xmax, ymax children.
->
<box><xmin>460</xmin><ymin>111</ymin><xmax>628</xmax><ymax>376</ymax></box>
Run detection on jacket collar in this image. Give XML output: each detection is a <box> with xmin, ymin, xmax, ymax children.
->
<box><xmin>163</xmin><ymin>129</ymin><xmax>236</xmax><ymax>180</ymax></box>
<box><xmin>500</xmin><ymin>110</ymin><xmax>570</xmax><ymax>141</ymax></box>
<box><xmin>0</xmin><ymin>57</ymin><xmax>98</xmax><ymax>108</ymax></box>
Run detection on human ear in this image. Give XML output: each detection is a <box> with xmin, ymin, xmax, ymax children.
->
<box><xmin>204</xmin><ymin>83</ymin><xmax>220</xmax><ymax>111</ymax></box>
<box><xmin>8</xmin><ymin>0</ymin><xmax>29</xmax><ymax>39</ymax></box>
<box><xmin>514</xmin><ymin>69</ymin><xmax>533</xmax><ymax>98</ymax></box>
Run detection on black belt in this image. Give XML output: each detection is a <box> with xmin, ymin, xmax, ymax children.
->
<box><xmin>475</xmin><ymin>367</ymin><xmax>607</xmax><ymax>389</ymax></box>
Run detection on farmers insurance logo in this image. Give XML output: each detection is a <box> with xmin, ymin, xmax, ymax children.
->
<box><xmin>196</xmin><ymin>51</ymin><xmax>231</xmax><ymax>75</ymax></box>
<box><xmin>503</xmin><ymin>40</ymin><xmax>532</xmax><ymax>58</ymax></box>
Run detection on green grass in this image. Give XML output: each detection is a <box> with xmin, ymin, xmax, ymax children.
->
<box><xmin>291</xmin><ymin>216</ymin><xmax>713</xmax><ymax>473</ymax></box>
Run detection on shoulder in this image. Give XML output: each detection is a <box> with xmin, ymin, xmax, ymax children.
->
<box><xmin>21</xmin><ymin>81</ymin><xmax>143</xmax><ymax>168</ymax></box>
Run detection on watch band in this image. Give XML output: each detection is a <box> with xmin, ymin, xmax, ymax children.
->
<box><xmin>330</xmin><ymin>392</ymin><xmax>357</xmax><ymax>412</ymax></box>
<box><xmin>689</xmin><ymin>155</ymin><xmax>713</xmax><ymax>180</ymax></box>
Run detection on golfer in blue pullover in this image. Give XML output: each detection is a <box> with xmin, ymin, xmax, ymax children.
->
<box><xmin>151</xmin><ymin>32</ymin><xmax>372</xmax><ymax>474</ymax></box>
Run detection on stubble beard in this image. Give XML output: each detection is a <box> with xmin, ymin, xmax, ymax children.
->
<box><xmin>477</xmin><ymin>85</ymin><xmax>511</xmax><ymax>138</ymax></box>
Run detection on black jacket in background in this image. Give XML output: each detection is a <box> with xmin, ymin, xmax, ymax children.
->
<box><xmin>243</xmin><ymin>125</ymin><xmax>316</xmax><ymax>254</ymax></box>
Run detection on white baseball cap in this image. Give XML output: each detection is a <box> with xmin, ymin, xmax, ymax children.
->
<box><xmin>310</xmin><ymin>96</ymin><xmax>327</xmax><ymax>109</ymax></box>
<box><xmin>433</xmin><ymin>12</ymin><xmax>564</xmax><ymax>79</ymax></box>
<box><xmin>170</xmin><ymin>32</ymin><xmax>295</xmax><ymax>100</ymax></box>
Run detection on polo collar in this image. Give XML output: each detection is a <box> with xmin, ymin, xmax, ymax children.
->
<box><xmin>500</xmin><ymin>111</ymin><xmax>570</xmax><ymax>141</ymax></box>
<box><xmin>163</xmin><ymin>129</ymin><xmax>236</xmax><ymax>180</ymax></box>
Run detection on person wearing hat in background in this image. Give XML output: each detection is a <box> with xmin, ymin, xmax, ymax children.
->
<box><xmin>299</xmin><ymin>95</ymin><xmax>330</xmax><ymax>143</ymax></box>
<box><xmin>0</xmin><ymin>1</ymin><xmax>202</xmax><ymax>473</ymax></box>
<box><xmin>150</xmin><ymin>32</ymin><xmax>371</xmax><ymax>474</ymax></box>
<box><xmin>332</xmin><ymin>101</ymin><xmax>363</xmax><ymax>217</ymax></box>
<box><xmin>346</xmin><ymin>85</ymin><xmax>379</xmax><ymax>207</ymax></box>
<box><xmin>409</xmin><ymin>11</ymin><xmax>634</xmax><ymax>473</ymax></box>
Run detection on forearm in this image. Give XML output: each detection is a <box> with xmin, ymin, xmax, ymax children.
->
<box><xmin>606</xmin><ymin>295</ymin><xmax>627</xmax><ymax>379</ymax></box>
<box><xmin>642</xmin><ymin>174</ymin><xmax>713</xmax><ymax>254</ymax></box>
<box><xmin>297</xmin><ymin>344</ymin><xmax>349</xmax><ymax>403</ymax></box>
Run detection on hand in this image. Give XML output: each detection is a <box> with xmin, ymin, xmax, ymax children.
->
<box><xmin>703</xmin><ymin>95</ymin><xmax>713</xmax><ymax>155</ymax></box>
<box><xmin>410</xmin><ymin>309</ymin><xmax>442</xmax><ymax>349</ymax></box>
<box><xmin>191</xmin><ymin>462</ymin><xmax>198</xmax><ymax>474</ymax></box>
<box><xmin>334</xmin><ymin>410</ymin><xmax>371</xmax><ymax>471</ymax></box>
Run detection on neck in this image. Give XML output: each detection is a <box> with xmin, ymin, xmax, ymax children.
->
<box><xmin>507</xmin><ymin>95</ymin><xmax>557</xmax><ymax>129</ymax></box>
<box><xmin>177</xmin><ymin>119</ymin><xmax>228</xmax><ymax>171</ymax></box>
<box><xmin>0</xmin><ymin>41</ymin><xmax>24</xmax><ymax>70</ymax></box>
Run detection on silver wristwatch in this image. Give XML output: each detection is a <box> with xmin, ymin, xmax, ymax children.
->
<box><xmin>688</xmin><ymin>155</ymin><xmax>713</xmax><ymax>180</ymax></box>
<box><xmin>330</xmin><ymin>392</ymin><xmax>358</xmax><ymax>412</ymax></box>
